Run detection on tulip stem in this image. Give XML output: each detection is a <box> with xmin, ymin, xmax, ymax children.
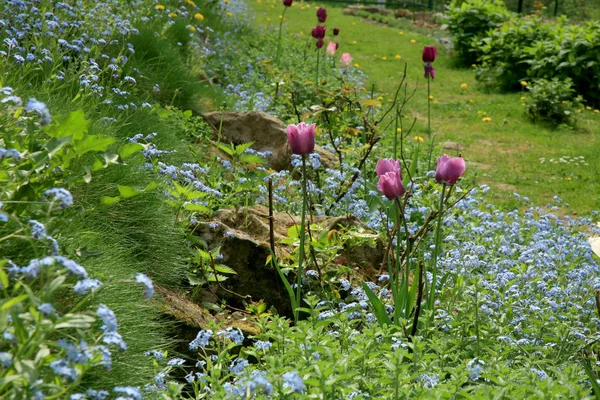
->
<box><xmin>275</xmin><ymin>6</ymin><xmax>287</xmax><ymax>65</ymax></box>
<box><xmin>427</xmin><ymin>183</ymin><xmax>446</xmax><ymax>311</ymax></box>
<box><xmin>294</xmin><ymin>154</ymin><xmax>308</xmax><ymax>322</ymax></box>
<box><xmin>393</xmin><ymin>104</ymin><xmax>399</xmax><ymax>160</ymax></box>
<box><xmin>427</xmin><ymin>76</ymin><xmax>431</xmax><ymax>138</ymax></box>
<box><xmin>316</xmin><ymin>48</ymin><xmax>320</xmax><ymax>90</ymax></box>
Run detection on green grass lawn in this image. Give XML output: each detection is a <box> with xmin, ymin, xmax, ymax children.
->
<box><xmin>248</xmin><ymin>0</ymin><xmax>600</xmax><ymax>215</ymax></box>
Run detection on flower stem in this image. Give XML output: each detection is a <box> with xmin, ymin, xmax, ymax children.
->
<box><xmin>316</xmin><ymin>48</ymin><xmax>320</xmax><ymax>90</ymax></box>
<box><xmin>275</xmin><ymin>7</ymin><xmax>287</xmax><ymax>64</ymax></box>
<box><xmin>393</xmin><ymin>104</ymin><xmax>399</xmax><ymax>160</ymax></box>
<box><xmin>427</xmin><ymin>76</ymin><xmax>431</xmax><ymax>138</ymax></box>
<box><xmin>427</xmin><ymin>183</ymin><xmax>446</xmax><ymax>311</ymax></box>
<box><xmin>294</xmin><ymin>154</ymin><xmax>308</xmax><ymax>322</ymax></box>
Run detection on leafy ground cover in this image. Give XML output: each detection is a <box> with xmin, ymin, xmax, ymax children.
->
<box><xmin>1</xmin><ymin>0</ymin><xmax>600</xmax><ymax>399</ymax></box>
<box><xmin>249</xmin><ymin>0</ymin><xmax>600</xmax><ymax>215</ymax></box>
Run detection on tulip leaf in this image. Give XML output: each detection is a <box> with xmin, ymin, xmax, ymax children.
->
<box><xmin>362</xmin><ymin>282</ymin><xmax>393</xmax><ymax>326</ymax></box>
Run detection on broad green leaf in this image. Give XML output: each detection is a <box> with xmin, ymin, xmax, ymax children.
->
<box><xmin>239</xmin><ymin>154</ymin><xmax>265</xmax><ymax>164</ymax></box>
<box><xmin>44</xmin><ymin>136</ymin><xmax>72</xmax><ymax>157</ymax></box>
<box><xmin>73</xmin><ymin>135</ymin><xmax>115</xmax><ymax>155</ymax></box>
<box><xmin>45</xmin><ymin>109</ymin><xmax>89</xmax><ymax>140</ymax></box>
<box><xmin>184</xmin><ymin>203</ymin><xmax>209</xmax><ymax>212</ymax></box>
<box><xmin>214</xmin><ymin>264</ymin><xmax>237</xmax><ymax>275</ymax></box>
<box><xmin>117</xmin><ymin>182</ymin><xmax>158</xmax><ymax>198</ymax></box>
<box><xmin>0</xmin><ymin>268</ymin><xmax>8</xmax><ymax>290</ymax></box>
<box><xmin>183</xmin><ymin>110</ymin><xmax>193</xmax><ymax>119</ymax></box>
<box><xmin>100</xmin><ymin>196</ymin><xmax>120</xmax><ymax>205</ymax></box>
<box><xmin>119</xmin><ymin>142</ymin><xmax>144</xmax><ymax>159</ymax></box>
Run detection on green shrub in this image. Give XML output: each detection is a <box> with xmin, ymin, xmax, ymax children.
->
<box><xmin>524</xmin><ymin>21</ymin><xmax>600</xmax><ymax>105</ymax></box>
<box><xmin>476</xmin><ymin>16</ymin><xmax>557</xmax><ymax>91</ymax></box>
<box><xmin>524</xmin><ymin>78</ymin><xmax>583</xmax><ymax>126</ymax></box>
<box><xmin>444</xmin><ymin>0</ymin><xmax>512</xmax><ymax>66</ymax></box>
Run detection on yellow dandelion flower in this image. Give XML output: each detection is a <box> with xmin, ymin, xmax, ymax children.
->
<box><xmin>460</xmin><ymin>83</ymin><xmax>468</xmax><ymax>89</ymax></box>
<box><xmin>188</xmin><ymin>25</ymin><xmax>196</xmax><ymax>32</ymax></box>
<box><xmin>382</xmin><ymin>56</ymin><xmax>387</xmax><ymax>61</ymax></box>
<box><xmin>399</xmin><ymin>31</ymin><xmax>404</xmax><ymax>35</ymax></box>
<box><xmin>561</xmin><ymin>100</ymin><xmax>567</xmax><ymax>104</ymax></box>
<box><xmin>155</xmin><ymin>4</ymin><xmax>165</xmax><ymax>10</ymax></box>
<box><xmin>520</xmin><ymin>81</ymin><xmax>527</xmax><ymax>86</ymax></box>
<box><xmin>194</xmin><ymin>13</ymin><xmax>204</xmax><ymax>20</ymax></box>
<box><xmin>397</xmin><ymin>128</ymin><xmax>402</xmax><ymax>133</ymax></box>
<box><xmin>354</xmin><ymin>63</ymin><xmax>359</xmax><ymax>68</ymax></box>
<box><xmin>471</xmin><ymin>64</ymin><xmax>476</xmax><ymax>68</ymax></box>
<box><xmin>395</xmin><ymin>55</ymin><xmax>402</xmax><ymax>60</ymax></box>
<box><xmin>226</xmin><ymin>11</ymin><xmax>232</xmax><ymax>17</ymax></box>
<box><xmin>565</xmin><ymin>177</ymin><xmax>572</xmax><ymax>181</ymax></box>
<box><xmin>413</xmin><ymin>136</ymin><xmax>424</xmax><ymax>143</ymax></box>
<box><xmin>410</xmin><ymin>39</ymin><xmax>416</xmax><ymax>44</ymax></box>
<box><xmin>594</xmin><ymin>109</ymin><xmax>599</xmax><ymax>113</ymax></box>
<box><xmin>267</xmin><ymin>17</ymin><xmax>271</xmax><ymax>21</ymax></box>
<box><xmin>469</xmin><ymin>99</ymin><xmax>473</xmax><ymax>103</ymax></box>
<box><xmin>279</xmin><ymin>15</ymin><xmax>283</xmax><ymax>18</ymax></box>
<box><xmin>520</xmin><ymin>96</ymin><xmax>525</xmax><ymax>100</ymax></box>
<box><xmin>577</xmin><ymin>109</ymin><xmax>582</xmax><ymax>113</ymax></box>
<box><xmin>168</xmin><ymin>12</ymin><xmax>177</xmax><ymax>17</ymax></box>
<box><xmin>224</xmin><ymin>0</ymin><xmax>230</xmax><ymax>3</ymax></box>
<box><xmin>482</xmin><ymin>117</ymin><xmax>492</xmax><ymax>122</ymax></box>
<box><xmin>352</xmin><ymin>41</ymin><xmax>357</xmax><ymax>44</ymax></box>
<box><xmin>428</xmin><ymin>95</ymin><xmax>433</xmax><ymax>100</ymax></box>
<box><xmin>586</xmin><ymin>106</ymin><xmax>592</xmax><ymax>110</ymax></box>
<box><xmin>185</xmin><ymin>0</ymin><xmax>196</xmax><ymax>6</ymax></box>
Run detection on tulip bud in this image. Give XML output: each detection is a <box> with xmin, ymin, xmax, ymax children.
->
<box><xmin>435</xmin><ymin>154</ymin><xmax>466</xmax><ymax>185</ymax></box>
<box><xmin>287</xmin><ymin>122</ymin><xmax>316</xmax><ymax>155</ymax></box>
<box><xmin>340</xmin><ymin>52</ymin><xmax>353</xmax><ymax>67</ymax></box>
<box><xmin>422</xmin><ymin>46</ymin><xmax>437</xmax><ymax>63</ymax></box>
<box><xmin>376</xmin><ymin>158</ymin><xmax>405</xmax><ymax>200</ymax></box>
<box><xmin>333</xmin><ymin>27</ymin><xmax>340</xmax><ymax>36</ymax></box>
<box><xmin>316</xmin><ymin>7</ymin><xmax>327</xmax><ymax>23</ymax></box>
<box><xmin>315</xmin><ymin>39</ymin><xmax>324</xmax><ymax>49</ymax></box>
<box><xmin>311</xmin><ymin>25</ymin><xmax>326</xmax><ymax>39</ymax></box>
<box><xmin>283</xmin><ymin>0</ymin><xmax>292</xmax><ymax>6</ymax></box>
<box><xmin>326</xmin><ymin>42</ymin><xmax>337</xmax><ymax>56</ymax></box>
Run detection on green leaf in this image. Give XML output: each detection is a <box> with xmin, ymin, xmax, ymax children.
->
<box><xmin>73</xmin><ymin>135</ymin><xmax>115</xmax><ymax>155</ymax></box>
<box><xmin>119</xmin><ymin>143</ymin><xmax>145</xmax><ymax>159</ymax></box>
<box><xmin>239</xmin><ymin>154</ymin><xmax>265</xmax><ymax>164</ymax></box>
<box><xmin>1</xmin><ymin>295</ymin><xmax>28</xmax><ymax>310</ymax></box>
<box><xmin>215</xmin><ymin>142</ymin><xmax>235</xmax><ymax>156</ymax></box>
<box><xmin>44</xmin><ymin>136</ymin><xmax>72</xmax><ymax>157</ymax></box>
<box><xmin>0</xmin><ymin>268</ymin><xmax>9</xmax><ymax>290</ymax></box>
<box><xmin>183</xmin><ymin>110</ymin><xmax>193</xmax><ymax>119</ymax></box>
<box><xmin>45</xmin><ymin>109</ymin><xmax>89</xmax><ymax>140</ymax></box>
<box><xmin>100</xmin><ymin>196</ymin><xmax>121</xmax><ymax>205</ymax></box>
<box><xmin>184</xmin><ymin>203</ymin><xmax>209</xmax><ymax>212</ymax></box>
<box><xmin>55</xmin><ymin>314</ymin><xmax>95</xmax><ymax>329</ymax></box>
<box><xmin>361</xmin><ymin>282</ymin><xmax>393</xmax><ymax>326</ymax></box>
<box><xmin>187</xmin><ymin>273</ymin><xmax>206</xmax><ymax>286</ymax></box>
<box><xmin>214</xmin><ymin>264</ymin><xmax>237</xmax><ymax>275</ymax></box>
<box><xmin>117</xmin><ymin>182</ymin><xmax>158</xmax><ymax>198</ymax></box>
<box><xmin>234</xmin><ymin>142</ymin><xmax>255</xmax><ymax>156</ymax></box>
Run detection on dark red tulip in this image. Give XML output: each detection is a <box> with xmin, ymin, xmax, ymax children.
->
<box><xmin>333</xmin><ymin>27</ymin><xmax>339</xmax><ymax>36</ymax></box>
<box><xmin>311</xmin><ymin>25</ymin><xmax>325</xmax><ymax>39</ymax></box>
<box><xmin>316</xmin><ymin>39</ymin><xmax>324</xmax><ymax>49</ymax></box>
<box><xmin>283</xmin><ymin>0</ymin><xmax>292</xmax><ymax>6</ymax></box>
<box><xmin>422</xmin><ymin>46</ymin><xmax>437</xmax><ymax>63</ymax></box>
<box><xmin>316</xmin><ymin>7</ymin><xmax>327</xmax><ymax>23</ymax></box>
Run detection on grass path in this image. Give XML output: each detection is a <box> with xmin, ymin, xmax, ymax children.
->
<box><xmin>247</xmin><ymin>0</ymin><xmax>600</xmax><ymax>214</ymax></box>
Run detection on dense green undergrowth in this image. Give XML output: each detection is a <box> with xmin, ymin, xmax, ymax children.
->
<box><xmin>2</xmin><ymin>0</ymin><xmax>600</xmax><ymax>398</ymax></box>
